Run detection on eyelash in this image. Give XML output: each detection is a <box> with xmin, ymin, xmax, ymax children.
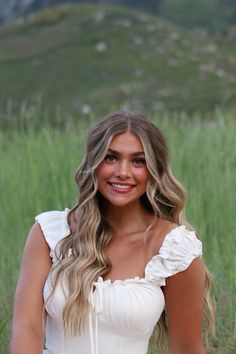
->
<box><xmin>104</xmin><ymin>154</ymin><xmax>116</xmax><ymax>162</ymax></box>
<box><xmin>133</xmin><ymin>158</ymin><xmax>146</xmax><ymax>165</ymax></box>
<box><xmin>104</xmin><ymin>154</ymin><xmax>146</xmax><ymax>166</ymax></box>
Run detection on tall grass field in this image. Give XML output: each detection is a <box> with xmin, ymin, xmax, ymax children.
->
<box><xmin>0</xmin><ymin>110</ymin><xmax>236</xmax><ymax>353</ymax></box>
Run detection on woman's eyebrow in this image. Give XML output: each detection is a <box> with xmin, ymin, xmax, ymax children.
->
<box><xmin>107</xmin><ymin>148</ymin><xmax>145</xmax><ymax>156</ymax></box>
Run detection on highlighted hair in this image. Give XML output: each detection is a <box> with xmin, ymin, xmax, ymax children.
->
<box><xmin>50</xmin><ymin>111</ymin><xmax>215</xmax><ymax>351</ymax></box>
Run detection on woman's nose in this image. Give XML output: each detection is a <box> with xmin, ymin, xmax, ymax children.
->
<box><xmin>116</xmin><ymin>160</ymin><xmax>131</xmax><ymax>179</ymax></box>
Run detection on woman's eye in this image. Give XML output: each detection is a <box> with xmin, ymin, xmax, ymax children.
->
<box><xmin>104</xmin><ymin>154</ymin><xmax>116</xmax><ymax>163</ymax></box>
<box><xmin>133</xmin><ymin>158</ymin><xmax>146</xmax><ymax>166</ymax></box>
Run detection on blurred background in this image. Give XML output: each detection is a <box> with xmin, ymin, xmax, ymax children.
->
<box><xmin>0</xmin><ymin>0</ymin><xmax>236</xmax><ymax>126</ymax></box>
<box><xmin>0</xmin><ymin>1</ymin><xmax>236</xmax><ymax>353</ymax></box>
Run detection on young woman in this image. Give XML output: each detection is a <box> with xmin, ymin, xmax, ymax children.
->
<box><xmin>10</xmin><ymin>111</ymin><xmax>214</xmax><ymax>354</ymax></box>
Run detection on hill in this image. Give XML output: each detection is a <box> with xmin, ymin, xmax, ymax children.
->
<box><xmin>0</xmin><ymin>0</ymin><xmax>159</xmax><ymax>24</ymax></box>
<box><xmin>0</xmin><ymin>3</ymin><xmax>235</xmax><ymax>126</ymax></box>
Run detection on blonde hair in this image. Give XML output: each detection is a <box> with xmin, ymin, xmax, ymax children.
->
<box><xmin>51</xmin><ymin>111</ymin><xmax>215</xmax><ymax>350</ymax></box>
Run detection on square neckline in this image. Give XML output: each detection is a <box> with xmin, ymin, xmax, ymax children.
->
<box><xmin>96</xmin><ymin>225</ymin><xmax>185</xmax><ymax>285</ymax></box>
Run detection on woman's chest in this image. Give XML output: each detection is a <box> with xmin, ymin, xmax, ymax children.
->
<box><xmin>104</xmin><ymin>231</ymin><xmax>162</xmax><ymax>282</ymax></box>
<box><xmin>44</xmin><ymin>277</ymin><xmax>165</xmax><ymax>334</ymax></box>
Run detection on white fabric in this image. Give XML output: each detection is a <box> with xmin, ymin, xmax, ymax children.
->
<box><xmin>36</xmin><ymin>209</ymin><xmax>202</xmax><ymax>354</ymax></box>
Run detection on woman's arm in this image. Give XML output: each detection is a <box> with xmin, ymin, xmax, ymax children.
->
<box><xmin>9</xmin><ymin>223</ymin><xmax>52</xmax><ymax>354</ymax></box>
<box><xmin>163</xmin><ymin>257</ymin><xmax>206</xmax><ymax>354</ymax></box>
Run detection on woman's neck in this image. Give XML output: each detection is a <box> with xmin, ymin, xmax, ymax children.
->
<box><xmin>104</xmin><ymin>201</ymin><xmax>154</xmax><ymax>235</ymax></box>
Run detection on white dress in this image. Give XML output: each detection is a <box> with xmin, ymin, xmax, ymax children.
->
<box><xmin>35</xmin><ymin>208</ymin><xmax>202</xmax><ymax>354</ymax></box>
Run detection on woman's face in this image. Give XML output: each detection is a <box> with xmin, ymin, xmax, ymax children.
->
<box><xmin>96</xmin><ymin>132</ymin><xmax>149</xmax><ymax>208</ymax></box>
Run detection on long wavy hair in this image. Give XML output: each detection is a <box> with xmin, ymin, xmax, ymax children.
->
<box><xmin>51</xmin><ymin>111</ymin><xmax>215</xmax><ymax>351</ymax></box>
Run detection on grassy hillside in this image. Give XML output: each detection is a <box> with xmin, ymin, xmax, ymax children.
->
<box><xmin>0</xmin><ymin>3</ymin><xmax>236</xmax><ymax>128</ymax></box>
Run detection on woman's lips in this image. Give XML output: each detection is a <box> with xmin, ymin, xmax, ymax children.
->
<box><xmin>108</xmin><ymin>182</ymin><xmax>134</xmax><ymax>194</ymax></box>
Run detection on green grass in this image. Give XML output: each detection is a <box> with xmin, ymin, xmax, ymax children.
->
<box><xmin>1</xmin><ymin>109</ymin><xmax>236</xmax><ymax>353</ymax></box>
<box><xmin>0</xmin><ymin>3</ymin><xmax>236</xmax><ymax>125</ymax></box>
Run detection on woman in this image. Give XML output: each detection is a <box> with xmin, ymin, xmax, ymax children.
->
<box><xmin>10</xmin><ymin>111</ymin><xmax>214</xmax><ymax>354</ymax></box>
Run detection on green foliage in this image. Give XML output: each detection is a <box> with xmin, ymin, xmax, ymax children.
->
<box><xmin>0</xmin><ymin>3</ymin><xmax>235</xmax><ymax>127</ymax></box>
<box><xmin>2</xmin><ymin>0</ymin><xmax>236</xmax><ymax>32</ymax></box>
<box><xmin>1</xmin><ymin>108</ymin><xmax>236</xmax><ymax>352</ymax></box>
<box><xmin>23</xmin><ymin>4</ymin><xmax>73</xmax><ymax>28</ymax></box>
<box><xmin>160</xmin><ymin>0</ymin><xmax>231</xmax><ymax>33</ymax></box>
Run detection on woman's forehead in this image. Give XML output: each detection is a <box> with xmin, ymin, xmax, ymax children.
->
<box><xmin>108</xmin><ymin>132</ymin><xmax>145</xmax><ymax>154</ymax></box>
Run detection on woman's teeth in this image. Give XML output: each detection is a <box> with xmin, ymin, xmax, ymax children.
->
<box><xmin>111</xmin><ymin>183</ymin><xmax>131</xmax><ymax>189</ymax></box>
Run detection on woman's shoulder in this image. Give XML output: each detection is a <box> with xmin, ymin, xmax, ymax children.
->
<box><xmin>35</xmin><ymin>208</ymin><xmax>70</xmax><ymax>224</ymax></box>
<box><xmin>160</xmin><ymin>223</ymin><xmax>202</xmax><ymax>258</ymax></box>
<box><xmin>154</xmin><ymin>218</ymin><xmax>201</xmax><ymax>252</ymax></box>
<box><xmin>35</xmin><ymin>208</ymin><xmax>71</xmax><ymax>262</ymax></box>
<box><xmin>146</xmin><ymin>220</ymin><xmax>202</xmax><ymax>285</ymax></box>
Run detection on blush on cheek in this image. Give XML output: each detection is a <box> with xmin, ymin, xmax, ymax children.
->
<box><xmin>96</xmin><ymin>160</ymin><xmax>110</xmax><ymax>174</ymax></box>
<box><xmin>136</xmin><ymin>168</ymin><xmax>149</xmax><ymax>180</ymax></box>
<box><xmin>96</xmin><ymin>160</ymin><xmax>114</xmax><ymax>180</ymax></box>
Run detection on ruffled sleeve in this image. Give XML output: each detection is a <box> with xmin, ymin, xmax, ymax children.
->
<box><xmin>145</xmin><ymin>225</ymin><xmax>202</xmax><ymax>286</ymax></box>
<box><xmin>35</xmin><ymin>208</ymin><xmax>71</xmax><ymax>263</ymax></box>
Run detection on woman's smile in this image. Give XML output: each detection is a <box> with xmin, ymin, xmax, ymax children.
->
<box><xmin>108</xmin><ymin>181</ymin><xmax>135</xmax><ymax>194</ymax></box>
<box><xmin>96</xmin><ymin>132</ymin><xmax>149</xmax><ymax>207</ymax></box>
